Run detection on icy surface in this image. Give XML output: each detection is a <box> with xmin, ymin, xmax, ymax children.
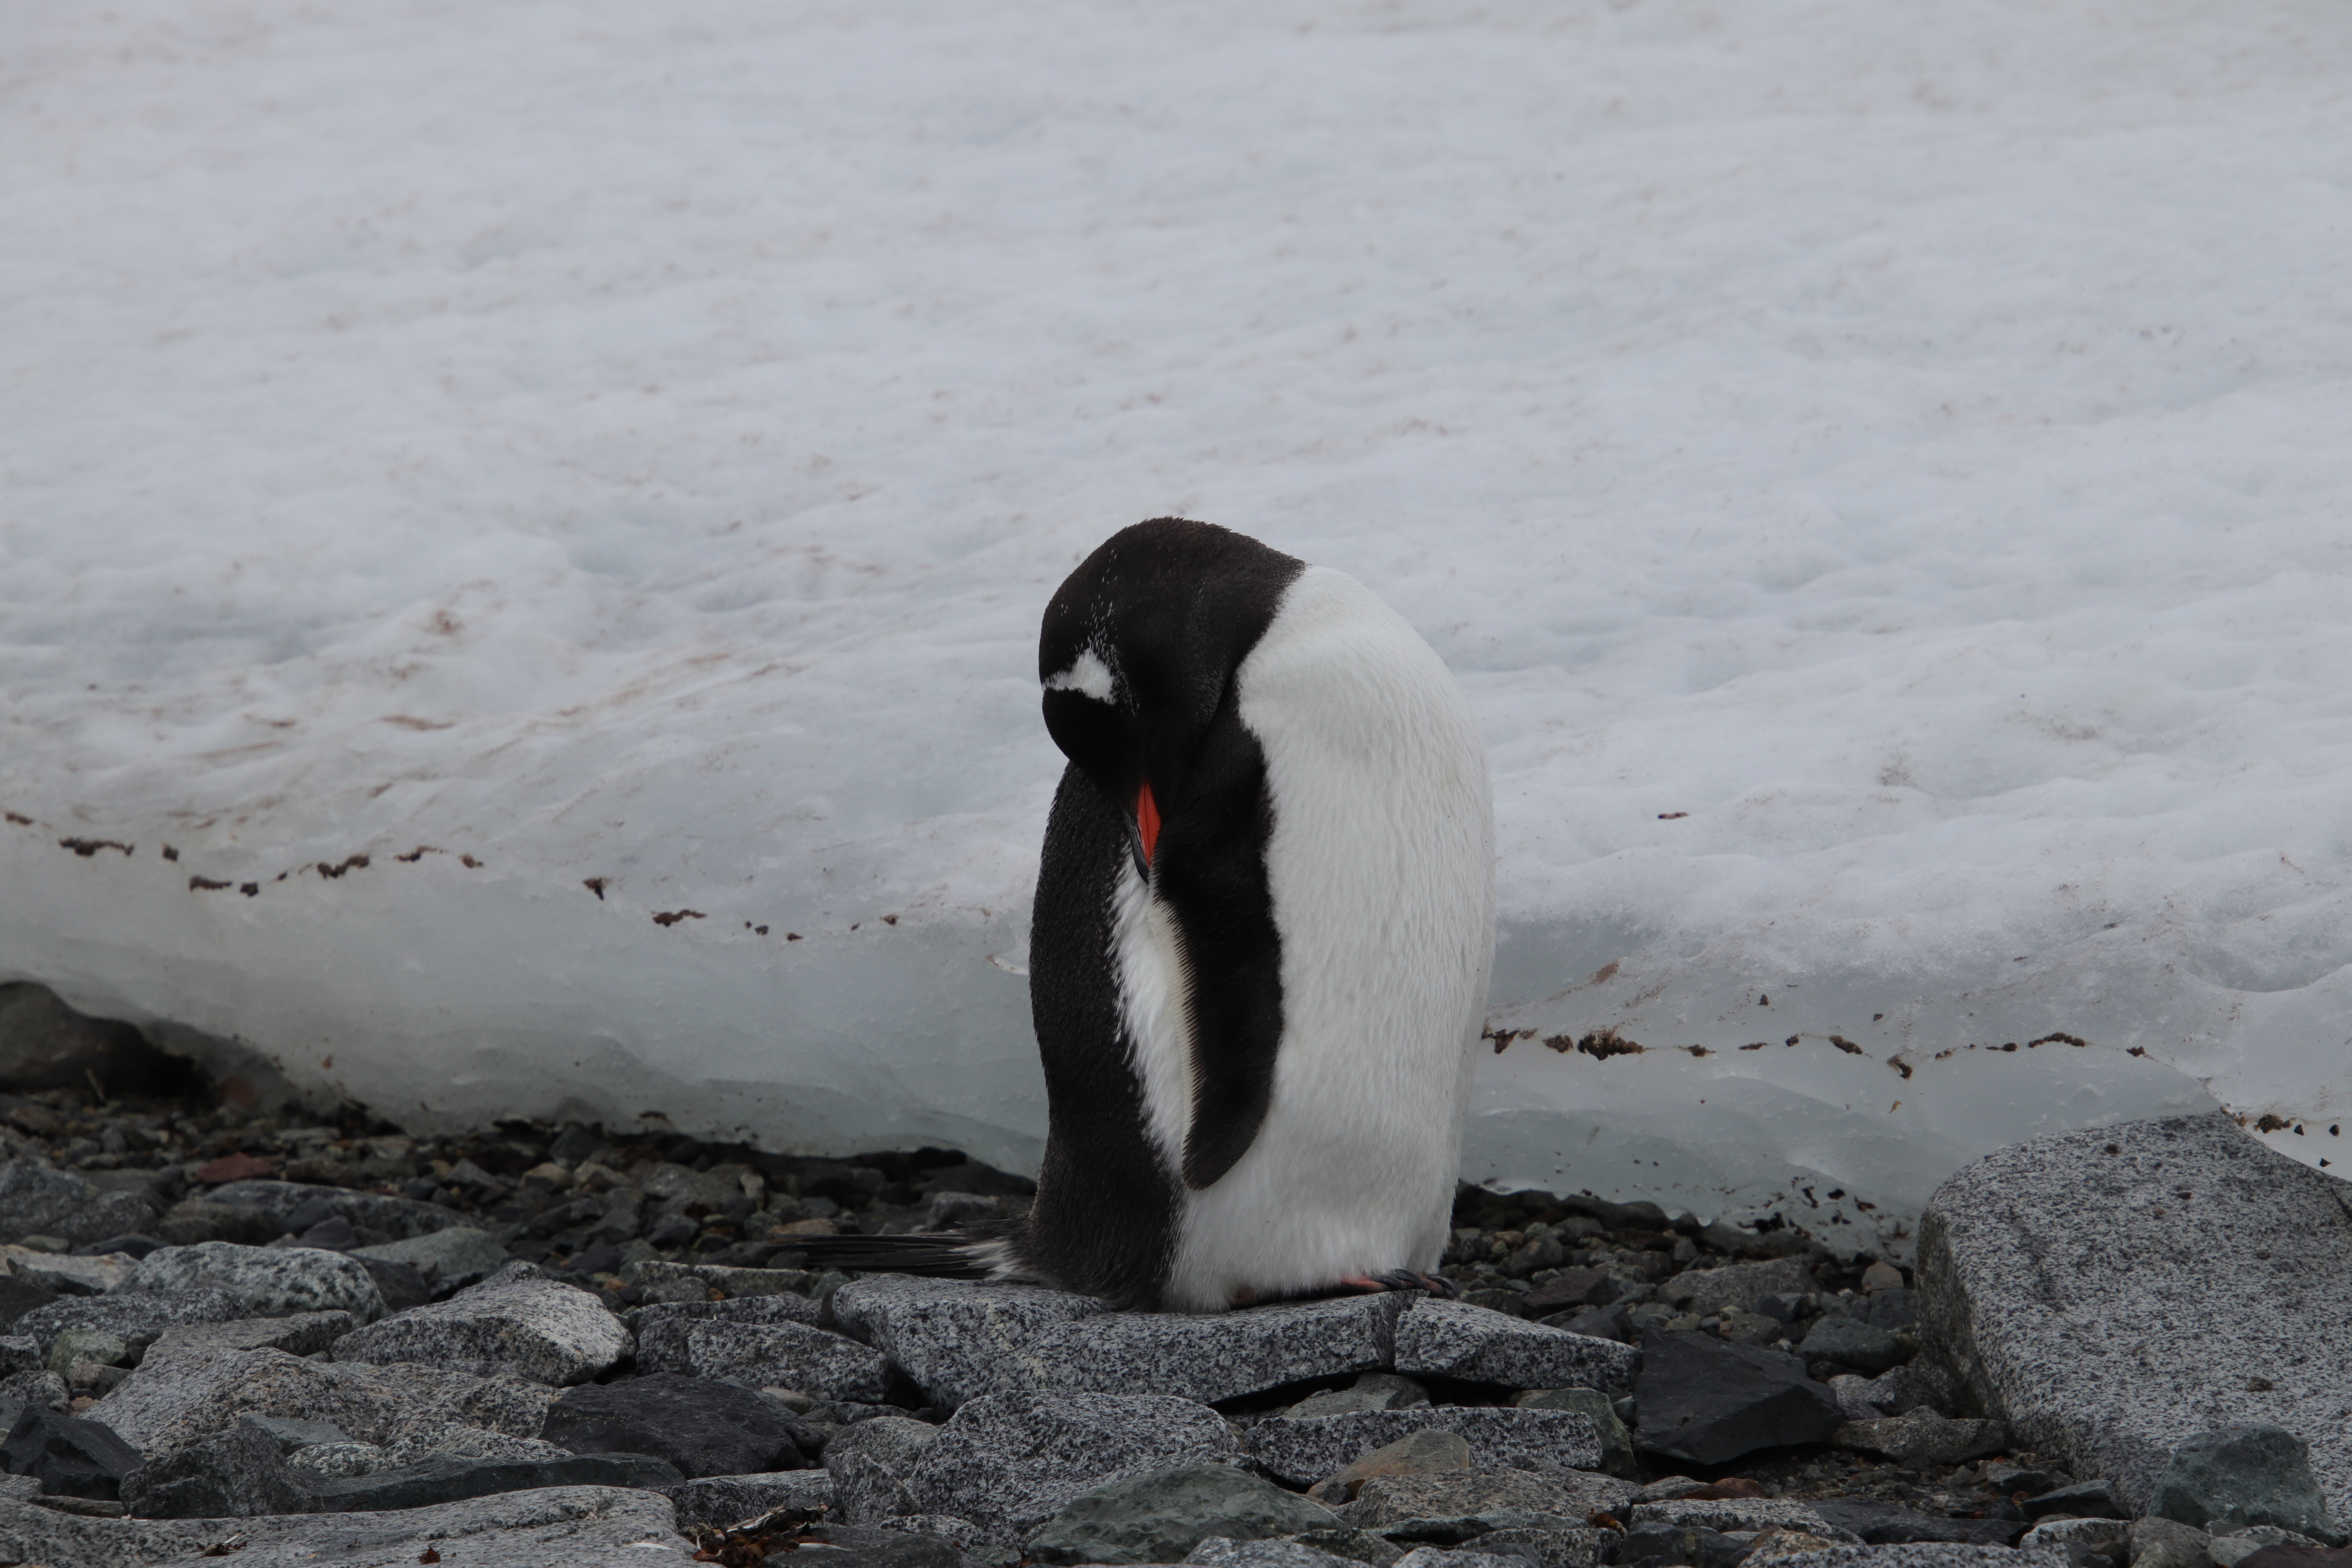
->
<box><xmin>5</xmin><ymin>0</ymin><xmax>2349</xmax><ymax>1255</ymax></box>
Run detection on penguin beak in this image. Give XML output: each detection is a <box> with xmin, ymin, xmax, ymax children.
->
<box><xmin>1132</xmin><ymin>780</ymin><xmax>1161</xmax><ymax>875</ymax></box>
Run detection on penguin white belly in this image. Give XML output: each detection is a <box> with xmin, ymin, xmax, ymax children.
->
<box><xmin>1119</xmin><ymin>566</ymin><xmax>1495</xmax><ymax>1313</ymax></box>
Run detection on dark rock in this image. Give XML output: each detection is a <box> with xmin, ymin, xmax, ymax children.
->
<box><xmin>1862</xmin><ymin>1288</ymin><xmax>1920</xmax><ymax>1329</ymax></box>
<box><xmin>1523</xmin><ymin>1270</ymin><xmax>1619</xmax><ymax>1317</ymax></box>
<box><xmin>901</xmin><ymin>1390</ymin><xmax>1241</xmax><ymax>1539</ymax></box>
<box><xmin>0</xmin><ymin>1161</ymin><xmax>154</xmax><ymax>1248</ymax></box>
<box><xmin>305</xmin><ymin>1448</ymin><xmax>683</xmax><ymax>1510</ymax></box>
<box><xmin>1394</xmin><ymin>1301</ymin><xmax>1639</xmax><ymax>1395</ymax></box>
<box><xmin>2022</xmin><ymin>1480</ymin><xmax>2127</xmax><ymax>1522</ymax></box>
<box><xmin>0</xmin><ymin>1275</ymin><xmax>58</xmax><ymax>1333</ymax></box>
<box><xmin>1514</xmin><ymin>1388</ymin><xmax>1636</xmax><ymax>1478</ymax></box>
<box><xmin>1546</xmin><ymin>1304</ymin><xmax>1631</xmax><ymax>1343</ymax></box>
<box><xmin>1918</xmin><ymin>1112</ymin><xmax>2352</xmax><ymax>1516</ymax></box>
<box><xmin>542</xmin><ymin>1371</ymin><xmax>813</xmax><ymax>1477</ymax></box>
<box><xmin>294</xmin><ymin>1214</ymin><xmax>363</xmax><ymax>1250</ymax></box>
<box><xmin>0</xmin><ymin>1406</ymin><xmax>144</xmax><ymax>1499</ymax></box>
<box><xmin>1809</xmin><ymin>1498</ymin><xmax>2029</xmax><ymax>1548</ymax></box>
<box><xmin>664</xmin><ymin>1468</ymin><xmax>834</xmax><ymax>1528</ymax></box>
<box><xmin>1796</xmin><ymin>1314</ymin><xmax>1904</xmax><ymax>1377</ymax></box>
<box><xmin>1286</xmin><ymin>1374</ymin><xmax>1433</xmax><ymax>1418</ymax></box>
<box><xmin>156</xmin><ymin>1197</ymin><xmax>288</xmax><ymax>1247</ymax></box>
<box><xmin>2151</xmin><ymin>1427</ymin><xmax>2345</xmax><ymax>1544</ymax></box>
<box><xmin>1631</xmin><ymin>1331</ymin><xmax>1842</xmax><ymax>1467</ymax></box>
<box><xmin>0</xmin><ymin>1337</ymin><xmax>37</xmax><ymax>1377</ymax></box>
<box><xmin>0</xmin><ymin>983</ymin><xmax>193</xmax><ymax>1097</ymax></box>
<box><xmin>1029</xmin><ymin>1461</ymin><xmax>1341</xmax><ymax>1565</ymax></box>
<box><xmin>2237</xmin><ymin>1549</ymin><xmax>2352</xmax><ymax>1568</ymax></box>
<box><xmin>1604</xmin><ymin>1524</ymin><xmax>1745</xmax><ymax>1568</ymax></box>
<box><xmin>1832</xmin><ymin>1410</ymin><xmax>2008</xmax><ymax>1467</ymax></box>
<box><xmin>1248</xmin><ymin>1408</ymin><xmax>1600</xmax><ymax>1487</ymax></box>
<box><xmin>243</xmin><ymin>1414</ymin><xmax>354</xmax><ymax>1452</ymax></box>
<box><xmin>1338</xmin><ymin>1466</ymin><xmax>1610</xmax><ymax>1532</ymax></box>
<box><xmin>118</xmin><ymin>1417</ymin><xmax>319</xmax><ymax>1517</ymax></box>
<box><xmin>1655</xmin><ymin>1258</ymin><xmax>1814</xmax><ymax>1318</ymax></box>
<box><xmin>206</xmin><ymin>1179</ymin><xmax>471</xmax><ymax>1240</ymax></box>
<box><xmin>355</xmin><ymin>1256</ymin><xmax>432</xmax><ymax>1314</ymax></box>
<box><xmin>74</xmin><ymin>1234</ymin><xmax>166</xmax><ymax>1261</ymax></box>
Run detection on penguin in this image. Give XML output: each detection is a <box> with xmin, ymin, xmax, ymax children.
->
<box><xmin>805</xmin><ymin>518</ymin><xmax>1495</xmax><ymax>1311</ymax></box>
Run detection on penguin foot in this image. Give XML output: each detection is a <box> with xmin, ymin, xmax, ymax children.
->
<box><xmin>1336</xmin><ymin>1269</ymin><xmax>1460</xmax><ymax>1298</ymax></box>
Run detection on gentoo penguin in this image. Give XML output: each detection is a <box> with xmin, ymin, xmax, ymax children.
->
<box><xmin>807</xmin><ymin>519</ymin><xmax>1495</xmax><ymax>1311</ymax></box>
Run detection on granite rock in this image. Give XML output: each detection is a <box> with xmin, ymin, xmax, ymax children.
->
<box><xmin>1657</xmin><ymin>1258</ymin><xmax>1815</xmax><ymax>1318</ymax></box>
<box><xmin>1338</xmin><ymin>1468</ymin><xmax>1611</xmax><ymax>1531</ymax></box>
<box><xmin>1833</xmin><ymin>1410</ymin><xmax>2009</xmax><ymax>1467</ymax></box>
<box><xmin>1632</xmin><ymin>1332</ymin><xmax>1842</xmax><ymax>1467</ymax></box>
<box><xmin>121</xmin><ymin>1241</ymin><xmax>387</xmax><ymax>1323</ymax></box>
<box><xmin>1190</xmin><ymin>1536</ymin><xmax>1368</xmax><ymax>1568</ymax></box>
<box><xmin>826</xmin><ymin>1413</ymin><xmax>942</xmax><ymax>1523</ymax></box>
<box><xmin>0</xmin><ymin>1335</ymin><xmax>38</xmax><ymax>1376</ymax></box>
<box><xmin>541</xmin><ymin>1370</ymin><xmax>814</xmax><ymax>1477</ymax></box>
<box><xmin>831</xmin><ymin>1276</ymin><xmax>1113</xmax><ymax>1409</ymax></box>
<box><xmin>2130</xmin><ymin>1516</ymin><xmax>2218</xmax><ymax>1568</ymax></box>
<box><xmin>1392</xmin><ymin>1301</ymin><xmax>1639</xmax><ymax>1395</ymax></box>
<box><xmin>650</xmin><ymin>1317</ymin><xmax>891</xmax><ymax>1402</ymax></box>
<box><xmin>1018</xmin><ymin>1294</ymin><xmax>1412</xmax><ymax>1406</ymax></box>
<box><xmin>1628</xmin><ymin>1498</ymin><xmax>1858</xmax><ymax>1541</ymax></box>
<box><xmin>1028</xmin><ymin>1461</ymin><xmax>1341</xmax><ymax>1565</ymax></box>
<box><xmin>624</xmin><ymin>1260</ymin><xmax>824</xmax><ymax>1301</ymax></box>
<box><xmin>143</xmin><ymin>1310</ymin><xmax>354</xmax><ymax>1360</ymax></box>
<box><xmin>1248</xmin><ymin>1408</ymin><xmax>1602</xmax><ymax>1487</ymax></box>
<box><xmin>1918</xmin><ymin>1113</ymin><xmax>2352</xmax><ymax>1522</ymax></box>
<box><xmin>1307</xmin><ymin>1429</ymin><xmax>1472</xmax><ymax>1504</ymax></box>
<box><xmin>1731</xmin><ymin>1548</ymin><xmax>2064</xmax><ymax>1568</ymax></box>
<box><xmin>788</xmin><ymin>1520</ymin><xmax>968</xmax><ymax>1568</ymax></box>
<box><xmin>88</xmin><ymin>1341</ymin><xmax>555</xmax><ymax>1460</ymax></box>
<box><xmin>0</xmin><ymin>1274</ymin><xmax>57</xmax><ymax>1333</ymax></box>
<box><xmin>306</xmin><ymin>1449</ymin><xmax>683</xmax><ymax>1510</ymax></box>
<box><xmin>628</xmin><ymin>1291</ymin><xmax>826</xmax><ymax>1373</ymax></box>
<box><xmin>2232</xmin><ymin>1549</ymin><xmax>2352</xmax><ymax>1568</ymax></box>
<box><xmin>117</xmin><ymin>1417</ymin><xmax>319</xmax><ymax>1517</ymax></box>
<box><xmin>13</xmin><ymin>1289</ymin><xmax>250</xmax><ymax>1360</ymax></box>
<box><xmin>1470</xmin><ymin>1524</ymin><xmax>1612</xmax><ymax>1568</ymax></box>
<box><xmin>5</xmin><ymin>1249</ymin><xmax>138</xmax><ymax>1296</ymax></box>
<box><xmin>288</xmin><ymin>1441</ymin><xmax>387</xmax><ymax>1479</ymax></box>
<box><xmin>665</xmin><ymin>1468</ymin><xmax>834</xmax><ymax>1528</ymax></box>
<box><xmin>2151</xmin><ymin>1428</ymin><xmax>2344</xmax><ymax>1544</ymax></box>
<box><xmin>902</xmin><ymin>1391</ymin><xmax>1241</xmax><ymax>1540</ymax></box>
<box><xmin>0</xmin><ymin>1161</ymin><xmax>154</xmax><ymax>1249</ymax></box>
<box><xmin>329</xmin><ymin>1261</ymin><xmax>628</xmax><ymax>1385</ymax></box>
<box><xmin>0</xmin><ymin>1407</ymin><xmax>143</xmax><ymax>1499</ymax></box>
<box><xmin>1390</xmin><ymin>1551</ymin><xmax>1528</xmax><ymax>1568</ymax></box>
<box><xmin>2020</xmin><ymin>1519</ymin><xmax>2130</xmax><ymax>1550</ymax></box>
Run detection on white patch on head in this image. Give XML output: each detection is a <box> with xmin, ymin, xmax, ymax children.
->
<box><xmin>1045</xmin><ymin>646</ymin><xmax>1118</xmax><ymax>704</ymax></box>
<box><xmin>1158</xmin><ymin>565</ymin><xmax>1497</xmax><ymax>1313</ymax></box>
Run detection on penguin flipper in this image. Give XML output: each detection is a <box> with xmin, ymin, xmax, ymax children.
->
<box><xmin>1153</xmin><ymin>703</ymin><xmax>1287</xmax><ymax>1192</ymax></box>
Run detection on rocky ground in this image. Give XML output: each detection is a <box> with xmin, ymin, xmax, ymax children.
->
<box><xmin>0</xmin><ymin>1007</ymin><xmax>2347</xmax><ymax>1568</ymax></box>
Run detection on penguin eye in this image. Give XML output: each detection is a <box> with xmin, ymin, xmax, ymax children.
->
<box><xmin>1043</xmin><ymin>646</ymin><xmax>1118</xmax><ymax>706</ymax></box>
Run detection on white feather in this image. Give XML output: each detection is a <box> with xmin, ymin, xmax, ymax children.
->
<box><xmin>1133</xmin><ymin>565</ymin><xmax>1496</xmax><ymax>1312</ymax></box>
<box><xmin>1045</xmin><ymin>646</ymin><xmax>1118</xmax><ymax>704</ymax></box>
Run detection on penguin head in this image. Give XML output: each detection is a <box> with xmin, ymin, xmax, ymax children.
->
<box><xmin>1040</xmin><ymin>519</ymin><xmax>1303</xmax><ymax>874</ymax></box>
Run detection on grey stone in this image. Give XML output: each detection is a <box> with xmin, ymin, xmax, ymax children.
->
<box><xmin>1465</xmin><ymin>1525</ymin><xmax>1612</xmax><ymax>1568</ymax></box>
<box><xmin>1287</xmin><ymin>1374</ymin><xmax>1432</xmax><ymax>1418</ymax></box>
<box><xmin>305</xmin><ymin>1449</ymin><xmax>683</xmax><ymax>1510</ymax></box>
<box><xmin>2021</xmin><ymin>1519</ymin><xmax>2131</xmax><ymax>1550</ymax></box>
<box><xmin>665</xmin><ymin>1468</ymin><xmax>834</xmax><ymax>1528</ymax></box>
<box><xmin>121</xmin><ymin>1242</ymin><xmax>386</xmax><ymax>1323</ymax></box>
<box><xmin>1513</xmin><ymin>1389</ymin><xmax>1635</xmax><ymax>1478</ymax></box>
<box><xmin>2209</xmin><ymin>1527</ymin><xmax>2327</xmax><ymax>1567</ymax></box>
<box><xmin>1863</xmin><ymin>1289</ymin><xmax>1922</xmax><ymax>1330</ymax></box>
<box><xmin>826</xmin><ymin>1414</ymin><xmax>942</xmax><ymax>1523</ymax></box>
<box><xmin>655</xmin><ymin>1318</ymin><xmax>891</xmax><ymax>1403</ymax></box>
<box><xmin>142</xmin><ymin>1310</ymin><xmax>354</xmax><ymax>1360</ymax></box>
<box><xmin>0</xmin><ymin>1161</ymin><xmax>155</xmax><ymax>1249</ymax></box>
<box><xmin>784</xmin><ymin>1520</ymin><xmax>968</xmax><ymax>1568</ymax></box>
<box><xmin>329</xmin><ymin>1261</ymin><xmax>628</xmax><ymax>1385</ymax></box>
<box><xmin>9</xmin><ymin>1250</ymin><xmax>140</xmax><ymax>1296</ymax></box>
<box><xmin>13</xmin><ymin>1290</ymin><xmax>250</xmax><ymax>1360</ymax></box>
<box><xmin>203</xmin><ymin>1179</ymin><xmax>471</xmax><ymax>1241</ymax></box>
<box><xmin>1390</xmin><ymin>1550</ymin><xmax>1531</xmax><ymax>1568</ymax></box>
<box><xmin>0</xmin><ymin>1335</ymin><xmax>37</xmax><ymax>1376</ymax></box>
<box><xmin>1798</xmin><ymin>1315</ymin><xmax>1905</xmax><ymax>1377</ymax></box>
<box><xmin>2151</xmin><ymin>1427</ymin><xmax>2343</xmax><ymax>1544</ymax></box>
<box><xmin>628</xmin><ymin>1291</ymin><xmax>826</xmax><ymax>1375</ymax></box>
<box><xmin>1806</xmin><ymin>1499</ymin><xmax>2027</xmax><ymax>1548</ymax></box>
<box><xmin>2022</xmin><ymin>1481</ymin><xmax>2127</xmax><ymax>1522</ymax></box>
<box><xmin>1656</xmin><ymin>1258</ymin><xmax>1815</xmax><ymax>1318</ymax></box>
<box><xmin>1028</xmin><ymin>1461</ymin><xmax>1341</xmax><ymax>1565</ymax></box>
<box><xmin>2130</xmin><ymin>1516</ymin><xmax>2217</xmax><ymax>1568</ymax></box>
<box><xmin>1339</xmin><ymin>1468</ymin><xmax>1602</xmax><ymax>1530</ymax></box>
<box><xmin>1722</xmin><ymin>1549</ymin><xmax>2063</xmax><ymax>1568</ymax></box>
<box><xmin>288</xmin><ymin>1441</ymin><xmax>387</xmax><ymax>1479</ymax></box>
<box><xmin>1862</xmin><ymin>1362</ymin><xmax>1955</xmax><ymax>1418</ymax></box>
<box><xmin>1189</xmin><ymin>1535</ymin><xmax>1362</xmax><ymax>1568</ymax></box>
<box><xmin>1627</xmin><ymin>1499</ymin><xmax>1858</xmax><ymax>1541</ymax></box>
<box><xmin>541</xmin><ymin>1371</ymin><xmax>814</xmax><ymax>1477</ymax></box>
<box><xmin>1833</xmin><ymin>1410</ymin><xmax>2009</xmax><ymax>1468</ymax></box>
<box><xmin>1918</xmin><ymin>1112</ymin><xmax>2352</xmax><ymax>1522</ymax></box>
<box><xmin>87</xmin><ymin>1341</ymin><xmax>555</xmax><ymax>1461</ymax></box>
<box><xmin>348</xmin><ymin>1226</ymin><xmax>512</xmax><ymax>1282</ymax></box>
<box><xmin>0</xmin><ymin>1274</ymin><xmax>58</xmax><ymax>1333</ymax></box>
<box><xmin>902</xmin><ymin>1391</ymin><xmax>1241</xmax><ymax>1540</ymax></box>
<box><xmin>0</xmin><ymin>1484</ymin><xmax>686</xmax><ymax>1568</ymax></box>
<box><xmin>624</xmin><ymin>1260</ymin><xmax>824</xmax><ymax>1301</ymax></box>
<box><xmin>1018</xmin><ymin>1295</ymin><xmax>1411</xmax><ymax>1406</ymax></box>
<box><xmin>1392</xmin><ymin>1301</ymin><xmax>1638</xmax><ymax>1396</ymax></box>
<box><xmin>0</xmin><ymin>1407</ymin><xmax>144</xmax><ymax>1499</ymax></box>
<box><xmin>1307</xmin><ymin>1430</ymin><xmax>1472</xmax><ymax>1506</ymax></box>
<box><xmin>1633</xmin><ymin>1332</ymin><xmax>1842</xmax><ymax>1467</ymax></box>
<box><xmin>1248</xmin><ymin>1409</ymin><xmax>1602</xmax><ymax>1488</ymax></box>
<box><xmin>117</xmin><ymin>1417</ymin><xmax>318</xmax><ymax>1518</ymax></box>
<box><xmin>830</xmin><ymin>1276</ymin><xmax>1112</xmax><ymax>1409</ymax></box>
<box><xmin>45</xmin><ymin>1326</ymin><xmax>132</xmax><ymax>1375</ymax></box>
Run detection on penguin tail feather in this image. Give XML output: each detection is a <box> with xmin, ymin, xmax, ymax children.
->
<box><xmin>792</xmin><ymin>1222</ymin><xmax>1018</xmax><ymax>1282</ymax></box>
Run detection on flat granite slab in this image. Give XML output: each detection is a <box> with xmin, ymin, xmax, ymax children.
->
<box><xmin>1918</xmin><ymin>1112</ymin><xmax>2352</xmax><ymax>1521</ymax></box>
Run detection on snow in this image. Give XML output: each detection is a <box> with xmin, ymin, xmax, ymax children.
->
<box><xmin>5</xmin><ymin>0</ymin><xmax>2350</xmax><ymax>1255</ymax></box>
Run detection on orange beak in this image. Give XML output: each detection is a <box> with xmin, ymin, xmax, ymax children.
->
<box><xmin>1136</xmin><ymin>780</ymin><xmax>1161</xmax><ymax>867</ymax></box>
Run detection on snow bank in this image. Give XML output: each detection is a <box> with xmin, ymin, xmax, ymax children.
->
<box><xmin>5</xmin><ymin>0</ymin><xmax>2347</xmax><ymax>1255</ymax></box>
